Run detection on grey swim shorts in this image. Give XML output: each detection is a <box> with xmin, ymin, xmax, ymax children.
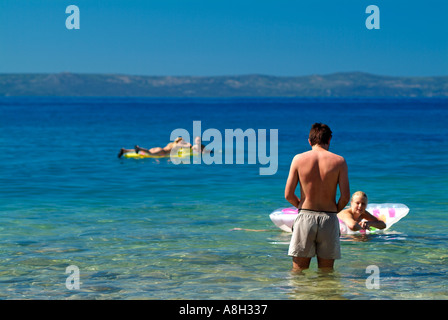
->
<box><xmin>288</xmin><ymin>209</ymin><xmax>341</xmax><ymax>260</ymax></box>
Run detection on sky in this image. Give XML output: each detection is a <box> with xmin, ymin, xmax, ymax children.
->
<box><xmin>0</xmin><ymin>0</ymin><xmax>447</xmax><ymax>77</ymax></box>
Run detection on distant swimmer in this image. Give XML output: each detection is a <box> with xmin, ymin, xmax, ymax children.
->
<box><xmin>285</xmin><ymin>123</ymin><xmax>350</xmax><ymax>271</ymax></box>
<box><xmin>118</xmin><ymin>136</ymin><xmax>209</xmax><ymax>158</ymax></box>
<box><xmin>191</xmin><ymin>136</ymin><xmax>210</xmax><ymax>154</ymax></box>
<box><xmin>337</xmin><ymin>191</ymin><xmax>386</xmax><ymax>232</ymax></box>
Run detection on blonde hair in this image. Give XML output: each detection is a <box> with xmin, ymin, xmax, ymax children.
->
<box><xmin>351</xmin><ymin>191</ymin><xmax>368</xmax><ymax>203</ymax></box>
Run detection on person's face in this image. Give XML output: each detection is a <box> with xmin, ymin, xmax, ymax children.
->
<box><xmin>351</xmin><ymin>195</ymin><xmax>367</xmax><ymax>215</ymax></box>
<box><xmin>195</xmin><ymin>137</ymin><xmax>201</xmax><ymax>144</ymax></box>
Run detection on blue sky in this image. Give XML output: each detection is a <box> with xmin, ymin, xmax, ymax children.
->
<box><xmin>0</xmin><ymin>0</ymin><xmax>447</xmax><ymax>76</ymax></box>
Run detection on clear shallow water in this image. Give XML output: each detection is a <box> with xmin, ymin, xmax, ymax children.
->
<box><xmin>0</xmin><ymin>97</ymin><xmax>447</xmax><ymax>299</ymax></box>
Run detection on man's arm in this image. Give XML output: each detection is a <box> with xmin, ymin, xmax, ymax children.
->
<box><xmin>285</xmin><ymin>156</ymin><xmax>300</xmax><ymax>208</ymax></box>
<box><xmin>337</xmin><ymin>159</ymin><xmax>350</xmax><ymax>212</ymax></box>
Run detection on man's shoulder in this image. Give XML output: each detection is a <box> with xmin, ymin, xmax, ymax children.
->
<box><xmin>292</xmin><ymin>151</ymin><xmax>312</xmax><ymax>161</ymax></box>
<box><xmin>326</xmin><ymin>150</ymin><xmax>346</xmax><ymax>162</ymax></box>
<box><xmin>295</xmin><ymin>150</ymin><xmax>312</xmax><ymax>156</ymax></box>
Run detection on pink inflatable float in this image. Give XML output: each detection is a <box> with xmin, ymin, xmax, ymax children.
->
<box><xmin>269</xmin><ymin>203</ymin><xmax>409</xmax><ymax>234</ymax></box>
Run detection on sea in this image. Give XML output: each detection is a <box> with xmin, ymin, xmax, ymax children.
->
<box><xmin>0</xmin><ymin>97</ymin><xmax>447</xmax><ymax>300</ymax></box>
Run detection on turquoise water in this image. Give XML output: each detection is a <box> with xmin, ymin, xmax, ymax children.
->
<box><xmin>0</xmin><ymin>97</ymin><xmax>447</xmax><ymax>299</ymax></box>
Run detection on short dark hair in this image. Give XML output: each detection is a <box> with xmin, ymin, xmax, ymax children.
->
<box><xmin>309</xmin><ymin>123</ymin><xmax>332</xmax><ymax>146</ymax></box>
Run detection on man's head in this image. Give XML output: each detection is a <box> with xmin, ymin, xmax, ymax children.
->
<box><xmin>309</xmin><ymin>123</ymin><xmax>332</xmax><ymax>147</ymax></box>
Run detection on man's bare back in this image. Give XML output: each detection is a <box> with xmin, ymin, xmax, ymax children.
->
<box><xmin>285</xmin><ymin>145</ymin><xmax>350</xmax><ymax>212</ymax></box>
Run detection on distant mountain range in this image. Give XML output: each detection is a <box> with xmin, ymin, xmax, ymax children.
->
<box><xmin>0</xmin><ymin>72</ymin><xmax>447</xmax><ymax>97</ymax></box>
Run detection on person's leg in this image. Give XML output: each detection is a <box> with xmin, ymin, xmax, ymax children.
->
<box><xmin>135</xmin><ymin>145</ymin><xmax>148</xmax><ymax>153</ymax></box>
<box><xmin>292</xmin><ymin>257</ymin><xmax>312</xmax><ymax>272</ymax></box>
<box><xmin>316</xmin><ymin>257</ymin><xmax>334</xmax><ymax>271</ymax></box>
<box><xmin>288</xmin><ymin>211</ymin><xmax>317</xmax><ymax>272</ymax></box>
<box><xmin>118</xmin><ymin>148</ymin><xmax>135</xmax><ymax>158</ymax></box>
<box><xmin>315</xmin><ymin>213</ymin><xmax>340</xmax><ymax>271</ymax></box>
<box><xmin>135</xmin><ymin>145</ymin><xmax>166</xmax><ymax>156</ymax></box>
<box><xmin>149</xmin><ymin>147</ymin><xmax>164</xmax><ymax>154</ymax></box>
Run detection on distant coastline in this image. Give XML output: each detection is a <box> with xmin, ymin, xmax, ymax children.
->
<box><xmin>1</xmin><ymin>72</ymin><xmax>447</xmax><ymax>97</ymax></box>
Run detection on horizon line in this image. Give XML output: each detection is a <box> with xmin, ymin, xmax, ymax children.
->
<box><xmin>1</xmin><ymin>71</ymin><xmax>447</xmax><ymax>79</ymax></box>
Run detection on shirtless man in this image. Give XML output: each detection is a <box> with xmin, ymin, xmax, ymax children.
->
<box><xmin>285</xmin><ymin>123</ymin><xmax>350</xmax><ymax>271</ymax></box>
